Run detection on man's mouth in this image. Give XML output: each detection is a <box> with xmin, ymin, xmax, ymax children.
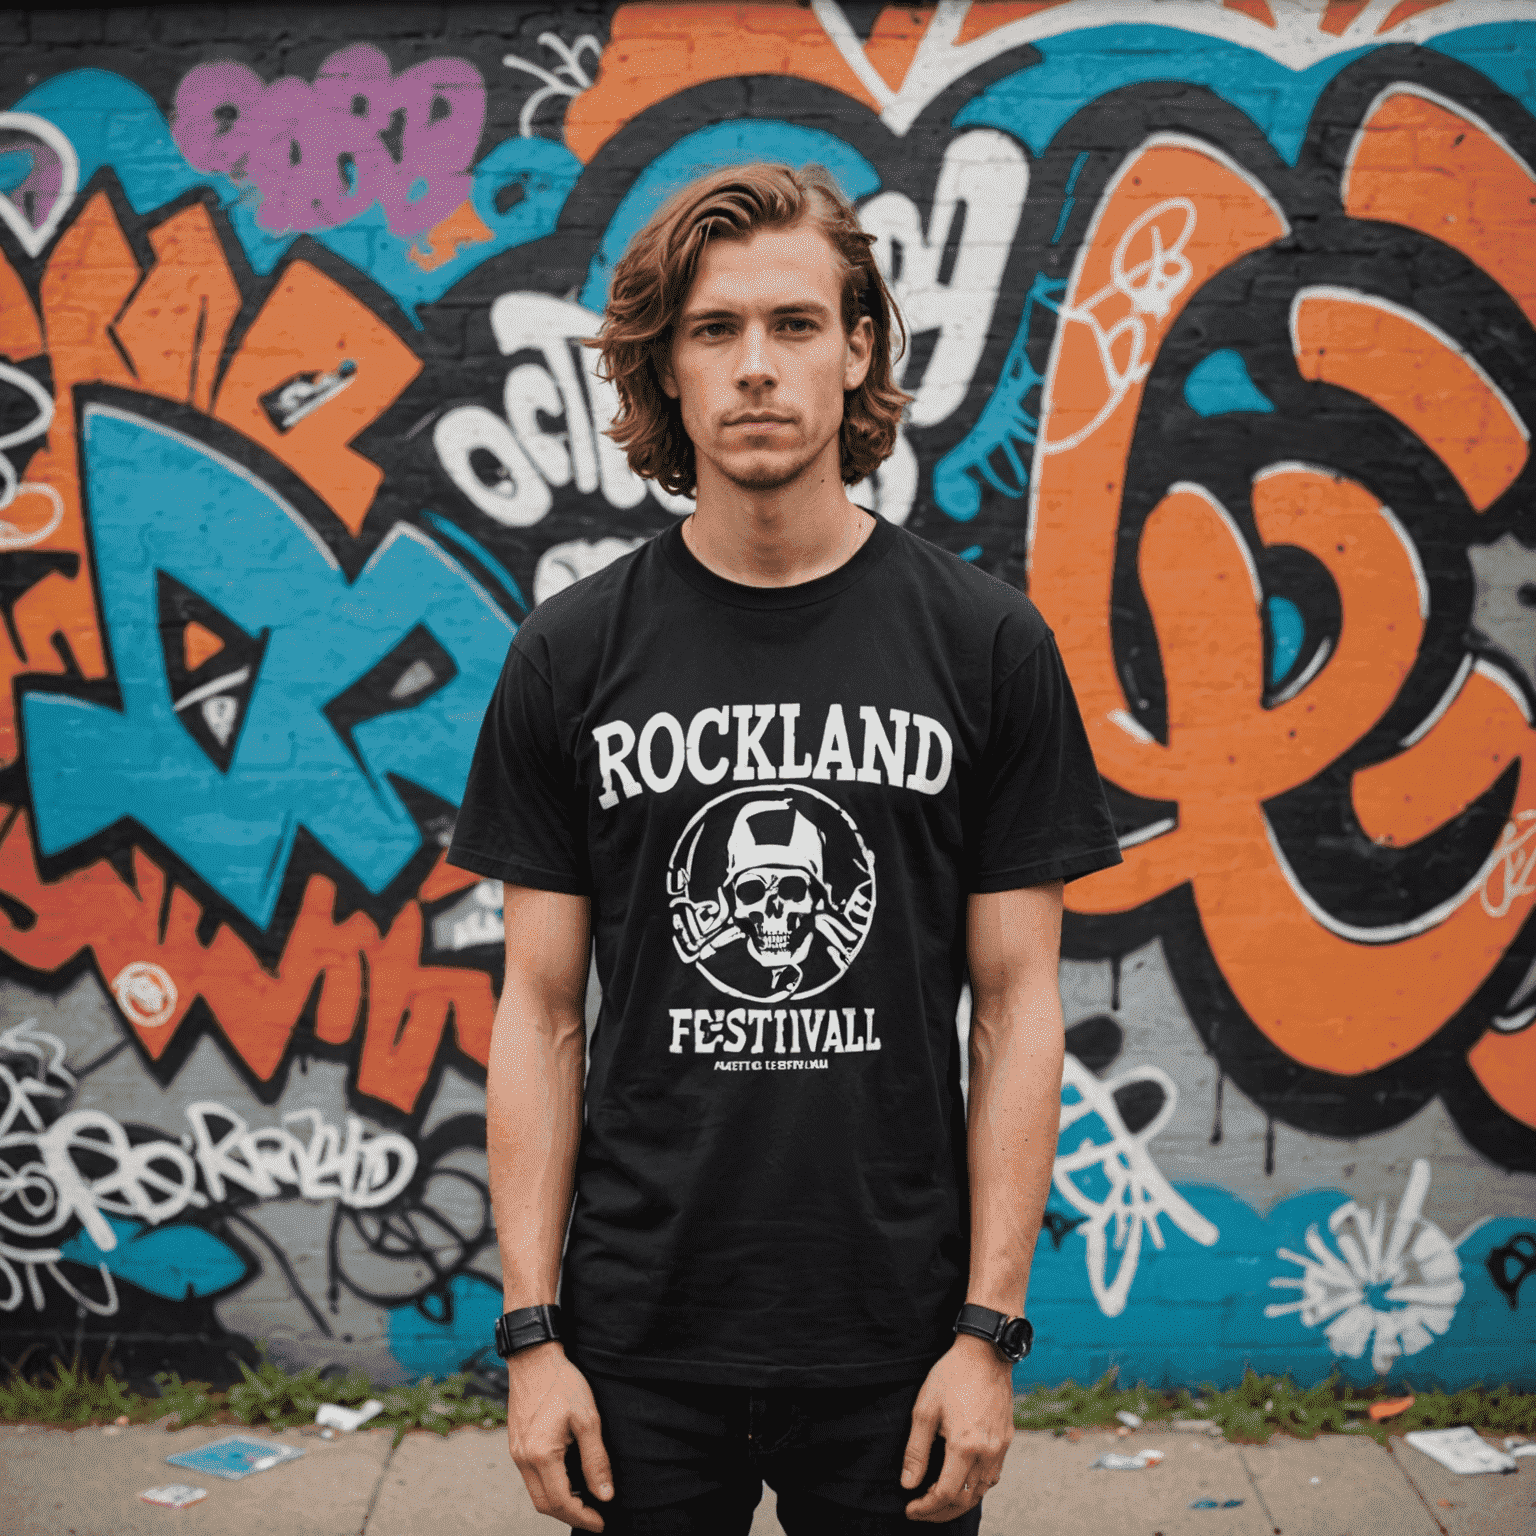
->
<box><xmin>726</xmin><ymin>415</ymin><xmax>794</xmax><ymax>427</ymax></box>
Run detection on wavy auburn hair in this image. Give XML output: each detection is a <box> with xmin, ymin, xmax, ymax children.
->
<box><xmin>591</xmin><ymin>162</ymin><xmax>909</xmax><ymax>497</ymax></box>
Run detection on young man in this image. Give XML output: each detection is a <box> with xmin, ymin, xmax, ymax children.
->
<box><xmin>448</xmin><ymin>164</ymin><xmax>1121</xmax><ymax>1534</ymax></box>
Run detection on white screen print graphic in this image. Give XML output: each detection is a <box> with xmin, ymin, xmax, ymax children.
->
<box><xmin>669</xmin><ymin>786</ymin><xmax>875</xmax><ymax>1003</ymax></box>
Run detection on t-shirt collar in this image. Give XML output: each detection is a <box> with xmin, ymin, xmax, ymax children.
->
<box><xmin>661</xmin><ymin>510</ymin><xmax>895</xmax><ymax>610</ymax></box>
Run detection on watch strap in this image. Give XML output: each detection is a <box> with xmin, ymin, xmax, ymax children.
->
<box><xmin>954</xmin><ymin>1303</ymin><xmax>1033</xmax><ymax>1362</ymax></box>
<box><xmin>494</xmin><ymin>1303</ymin><xmax>563</xmax><ymax>1358</ymax></box>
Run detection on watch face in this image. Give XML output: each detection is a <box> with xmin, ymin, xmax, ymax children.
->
<box><xmin>999</xmin><ymin>1317</ymin><xmax>1034</xmax><ymax>1362</ymax></box>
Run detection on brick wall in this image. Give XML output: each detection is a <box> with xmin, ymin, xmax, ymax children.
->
<box><xmin>0</xmin><ymin>1</ymin><xmax>1532</xmax><ymax>1389</ymax></box>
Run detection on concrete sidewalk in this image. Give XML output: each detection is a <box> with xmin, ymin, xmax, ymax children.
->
<box><xmin>1</xmin><ymin>1421</ymin><xmax>1530</xmax><ymax>1536</ymax></box>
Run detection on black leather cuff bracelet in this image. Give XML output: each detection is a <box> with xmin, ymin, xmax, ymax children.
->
<box><xmin>493</xmin><ymin>1303</ymin><xmax>563</xmax><ymax>1358</ymax></box>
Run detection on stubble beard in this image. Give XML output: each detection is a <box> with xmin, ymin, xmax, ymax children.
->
<box><xmin>712</xmin><ymin>423</ymin><xmax>840</xmax><ymax>494</ymax></box>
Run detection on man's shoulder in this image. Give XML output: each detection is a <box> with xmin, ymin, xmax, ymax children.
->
<box><xmin>513</xmin><ymin>534</ymin><xmax>662</xmax><ymax>662</ymax></box>
<box><xmin>881</xmin><ymin>522</ymin><xmax>1049</xmax><ymax>660</ymax></box>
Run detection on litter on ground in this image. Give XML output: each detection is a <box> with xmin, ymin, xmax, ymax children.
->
<box><xmin>139</xmin><ymin>1485</ymin><xmax>208</xmax><ymax>1508</ymax></box>
<box><xmin>165</xmin><ymin>1436</ymin><xmax>306</xmax><ymax>1481</ymax></box>
<box><xmin>1368</xmin><ymin>1396</ymin><xmax>1416</xmax><ymax>1421</ymax></box>
<box><xmin>315</xmin><ymin>1400</ymin><xmax>384</xmax><ymax>1432</ymax></box>
<box><xmin>1189</xmin><ymin>1498</ymin><xmax>1244</xmax><ymax>1508</ymax></box>
<box><xmin>1091</xmin><ymin>1449</ymin><xmax>1165</xmax><ymax>1470</ymax></box>
<box><xmin>1403</xmin><ymin>1427</ymin><xmax>1518</xmax><ymax>1476</ymax></box>
<box><xmin>1115</xmin><ymin>1410</ymin><xmax>1143</xmax><ymax>1429</ymax></box>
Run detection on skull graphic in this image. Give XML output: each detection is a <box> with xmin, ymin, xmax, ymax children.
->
<box><xmin>725</xmin><ymin>800</ymin><xmax>826</xmax><ymax>970</ymax></box>
<box><xmin>668</xmin><ymin>784</ymin><xmax>875</xmax><ymax>1001</ymax></box>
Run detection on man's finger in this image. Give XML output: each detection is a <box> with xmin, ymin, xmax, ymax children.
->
<box><xmin>904</xmin><ymin>1439</ymin><xmax>978</xmax><ymax>1523</ymax></box>
<box><xmin>572</xmin><ymin>1412</ymin><xmax>616</xmax><ymax>1505</ymax></box>
<box><xmin>523</xmin><ymin>1450</ymin><xmax>605</xmax><ymax>1533</ymax></box>
<box><xmin>899</xmin><ymin>1402</ymin><xmax>938</xmax><ymax>1490</ymax></box>
<box><xmin>552</xmin><ymin>1453</ymin><xmax>608</xmax><ymax>1534</ymax></box>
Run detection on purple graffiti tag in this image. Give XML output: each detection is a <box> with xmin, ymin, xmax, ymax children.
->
<box><xmin>171</xmin><ymin>44</ymin><xmax>485</xmax><ymax>238</ymax></box>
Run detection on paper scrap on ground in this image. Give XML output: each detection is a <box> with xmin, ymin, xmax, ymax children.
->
<box><xmin>139</xmin><ymin>1485</ymin><xmax>208</xmax><ymax>1508</ymax></box>
<box><xmin>1190</xmin><ymin>1498</ymin><xmax>1244</xmax><ymax>1508</ymax></box>
<box><xmin>1502</xmin><ymin>1437</ymin><xmax>1536</xmax><ymax>1458</ymax></box>
<box><xmin>1403</xmin><ymin>1427</ymin><xmax>1518</xmax><ymax>1475</ymax></box>
<box><xmin>1115</xmin><ymin>1410</ymin><xmax>1143</xmax><ymax>1429</ymax></box>
<box><xmin>315</xmin><ymin>1399</ymin><xmax>384</xmax><ymax>1432</ymax></box>
<box><xmin>1091</xmin><ymin>1449</ymin><xmax>1165</xmax><ymax>1470</ymax></box>
<box><xmin>166</xmin><ymin>1435</ymin><xmax>306</xmax><ymax>1481</ymax></box>
<box><xmin>1171</xmin><ymin>1419</ymin><xmax>1220</xmax><ymax>1434</ymax></box>
<box><xmin>1369</xmin><ymin>1396</ymin><xmax>1416</xmax><ymax>1421</ymax></box>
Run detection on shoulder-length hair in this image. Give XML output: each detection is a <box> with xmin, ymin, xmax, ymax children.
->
<box><xmin>591</xmin><ymin>162</ymin><xmax>909</xmax><ymax>497</ymax></box>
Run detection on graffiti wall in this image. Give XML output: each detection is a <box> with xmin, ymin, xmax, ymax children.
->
<box><xmin>1</xmin><ymin>0</ymin><xmax>1534</xmax><ymax>1391</ymax></box>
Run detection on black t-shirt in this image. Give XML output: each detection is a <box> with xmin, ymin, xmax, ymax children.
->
<box><xmin>449</xmin><ymin>516</ymin><xmax>1121</xmax><ymax>1387</ymax></box>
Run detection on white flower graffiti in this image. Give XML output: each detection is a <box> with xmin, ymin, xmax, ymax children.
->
<box><xmin>1264</xmin><ymin>1158</ymin><xmax>1464</xmax><ymax>1374</ymax></box>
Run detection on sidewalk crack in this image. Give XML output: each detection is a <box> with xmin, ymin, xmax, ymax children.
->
<box><xmin>358</xmin><ymin>1431</ymin><xmax>401</xmax><ymax>1535</ymax></box>
<box><xmin>1236</xmin><ymin>1444</ymin><xmax>1281</xmax><ymax>1534</ymax></box>
<box><xmin>1386</xmin><ymin>1438</ymin><xmax>1450</xmax><ymax>1536</ymax></box>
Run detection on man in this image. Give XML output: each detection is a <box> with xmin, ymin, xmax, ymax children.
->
<box><xmin>448</xmin><ymin>163</ymin><xmax>1121</xmax><ymax>1534</ymax></box>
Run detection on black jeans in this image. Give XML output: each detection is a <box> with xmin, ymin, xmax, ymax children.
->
<box><xmin>563</xmin><ymin>1371</ymin><xmax>984</xmax><ymax>1535</ymax></box>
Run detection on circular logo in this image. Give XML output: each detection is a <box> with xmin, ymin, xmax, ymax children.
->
<box><xmin>666</xmin><ymin>785</ymin><xmax>875</xmax><ymax>1002</ymax></box>
<box><xmin>111</xmin><ymin>961</ymin><xmax>178</xmax><ymax>1028</ymax></box>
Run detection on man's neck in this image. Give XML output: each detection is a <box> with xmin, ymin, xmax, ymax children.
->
<box><xmin>684</xmin><ymin>456</ymin><xmax>872</xmax><ymax>589</ymax></box>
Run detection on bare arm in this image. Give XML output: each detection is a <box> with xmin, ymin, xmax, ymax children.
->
<box><xmin>903</xmin><ymin>882</ymin><xmax>1066</xmax><ymax>1522</ymax></box>
<box><xmin>963</xmin><ymin>881</ymin><xmax>1066</xmax><ymax>1317</ymax></box>
<box><xmin>488</xmin><ymin>884</ymin><xmax>612</xmax><ymax>1532</ymax></box>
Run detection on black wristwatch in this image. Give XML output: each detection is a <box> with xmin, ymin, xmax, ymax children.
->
<box><xmin>954</xmin><ymin>1303</ymin><xmax>1033</xmax><ymax>1363</ymax></box>
<box><xmin>493</xmin><ymin>1304</ymin><xmax>563</xmax><ymax>1358</ymax></box>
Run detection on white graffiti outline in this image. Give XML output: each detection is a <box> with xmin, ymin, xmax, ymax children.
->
<box><xmin>502</xmin><ymin>32</ymin><xmax>601</xmax><ymax>138</ymax></box>
<box><xmin>0</xmin><ymin>480</ymin><xmax>62</xmax><ymax>551</ymax></box>
<box><xmin>1264</xmin><ymin>1158</ymin><xmax>1464</xmax><ymax>1375</ymax></box>
<box><xmin>0</xmin><ymin>111</ymin><xmax>79</xmax><ymax>257</ymax></box>
<box><xmin>1054</xmin><ymin>1054</ymin><xmax>1219</xmax><ymax>1318</ymax></box>
<box><xmin>811</xmin><ymin>1</ymin><xmax>1536</xmax><ymax>139</ymax></box>
<box><xmin>0</xmin><ymin>360</ymin><xmax>54</xmax><ymax>519</ymax></box>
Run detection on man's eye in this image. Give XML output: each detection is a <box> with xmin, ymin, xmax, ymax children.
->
<box><xmin>782</xmin><ymin>319</ymin><xmax>813</xmax><ymax>333</ymax></box>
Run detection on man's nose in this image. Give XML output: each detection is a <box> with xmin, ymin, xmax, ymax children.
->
<box><xmin>735</xmin><ymin>324</ymin><xmax>776</xmax><ymax>389</ymax></box>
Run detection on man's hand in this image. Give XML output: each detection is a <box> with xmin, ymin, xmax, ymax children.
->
<box><xmin>901</xmin><ymin>1334</ymin><xmax>1015</xmax><ymax>1522</ymax></box>
<box><xmin>505</xmin><ymin>1343</ymin><xmax>614</xmax><ymax>1532</ymax></box>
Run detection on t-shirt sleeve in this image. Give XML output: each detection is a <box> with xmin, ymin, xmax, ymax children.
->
<box><xmin>447</xmin><ymin>640</ymin><xmax>590</xmax><ymax>895</ymax></box>
<box><xmin>970</xmin><ymin>627</ymin><xmax>1123</xmax><ymax>893</ymax></box>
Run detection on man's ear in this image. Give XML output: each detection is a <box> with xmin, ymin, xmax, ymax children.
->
<box><xmin>844</xmin><ymin>314</ymin><xmax>874</xmax><ymax>392</ymax></box>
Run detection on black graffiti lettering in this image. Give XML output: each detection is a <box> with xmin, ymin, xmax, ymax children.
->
<box><xmin>1487</xmin><ymin>1233</ymin><xmax>1536</xmax><ymax>1310</ymax></box>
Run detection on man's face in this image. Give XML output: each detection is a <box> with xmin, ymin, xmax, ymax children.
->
<box><xmin>660</xmin><ymin>221</ymin><xmax>874</xmax><ymax>494</ymax></box>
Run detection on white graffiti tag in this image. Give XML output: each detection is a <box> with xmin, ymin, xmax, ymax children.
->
<box><xmin>0</xmin><ymin>1022</ymin><xmax>417</xmax><ymax>1315</ymax></box>
<box><xmin>1481</xmin><ymin>809</ymin><xmax>1536</xmax><ymax>918</ymax></box>
<box><xmin>0</xmin><ymin>1020</ymin><xmax>199</xmax><ymax>1313</ymax></box>
<box><xmin>1040</xmin><ymin>198</ymin><xmax>1198</xmax><ymax>456</ymax></box>
<box><xmin>502</xmin><ymin>33</ymin><xmax>601</xmax><ymax>138</ymax></box>
<box><xmin>186</xmin><ymin>1104</ymin><xmax>416</xmax><ymax>1209</ymax></box>
<box><xmin>1265</xmin><ymin>1158</ymin><xmax>1463</xmax><ymax>1375</ymax></box>
<box><xmin>1053</xmin><ymin>1054</ymin><xmax>1219</xmax><ymax>1317</ymax></box>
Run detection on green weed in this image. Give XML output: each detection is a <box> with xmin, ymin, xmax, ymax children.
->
<box><xmin>7</xmin><ymin>1352</ymin><xmax>1530</xmax><ymax>1446</ymax></box>
<box><xmin>1011</xmin><ymin>1367</ymin><xmax>1536</xmax><ymax>1444</ymax></box>
<box><xmin>0</xmin><ymin>1353</ymin><xmax>141</xmax><ymax>1427</ymax></box>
